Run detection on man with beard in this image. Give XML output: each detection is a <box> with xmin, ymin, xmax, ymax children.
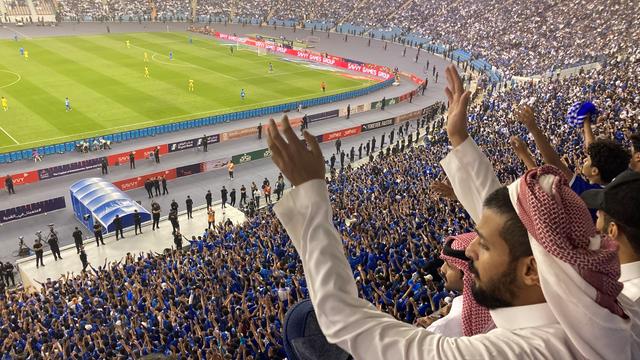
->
<box><xmin>414</xmin><ymin>233</ymin><xmax>494</xmax><ymax>337</ymax></box>
<box><xmin>582</xmin><ymin>170</ymin><xmax>640</xmax><ymax>303</ymax></box>
<box><xmin>270</xmin><ymin>68</ymin><xmax>631</xmax><ymax>360</ymax></box>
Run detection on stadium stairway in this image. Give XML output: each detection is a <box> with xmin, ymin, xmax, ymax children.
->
<box><xmin>25</xmin><ymin>0</ymin><xmax>36</xmax><ymax>18</ymax></box>
<box><xmin>388</xmin><ymin>0</ymin><xmax>415</xmax><ymax>21</ymax></box>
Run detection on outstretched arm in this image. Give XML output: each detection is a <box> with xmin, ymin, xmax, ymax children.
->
<box><xmin>510</xmin><ymin>136</ymin><xmax>537</xmax><ymax>170</ymax></box>
<box><xmin>516</xmin><ymin>105</ymin><xmax>573</xmax><ymax>180</ymax></box>
<box><xmin>267</xmin><ymin>116</ymin><xmax>528</xmax><ymax>359</ymax></box>
<box><xmin>440</xmin><ymin>65</ymin><xmax>501</xmax><ymax>222</ymax></box>
<box><xmin>582</xmin><ymin>115</ymin><xmax>595</xmax><ymax>151</ymax></box>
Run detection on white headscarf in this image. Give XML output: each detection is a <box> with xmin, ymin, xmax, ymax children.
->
<box><xmin>507</xmin><ymin>165</ymin><xmax>630</xmax><ymax>359</ymax></box>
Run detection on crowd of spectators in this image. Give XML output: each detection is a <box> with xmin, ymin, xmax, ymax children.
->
<box><xmin>1</xmin><ymin>38</ymin><xmax>638</xmax><ymax>358</ymax></box>
<box><xmin>5</xmin><ymin>56</ymin><xmax>634</xmax><ymax>353</ymax></box>
<box><xmin>50</xmin><ymin>0</ymin><xmax>639</xmax><ymax>77</ymax></box>
<box><xmin>386</xmin><ymin>0</ymin><xmax>640</xmax><ymax>76</ymax></box>
<box><xmin>0</xmin><ymin>119</ymin><xmax>441</xmax><ymax>358</ymax></box>
<box><xmin>2</xmin><ymin>0</ymin><xmax>639</xmax><ymax>358</ymax></box>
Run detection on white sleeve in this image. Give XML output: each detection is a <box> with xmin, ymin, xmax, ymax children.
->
<box><xmin>440</xmin><ymin>137</ymin><xmax>502</xmax><ymax>223</ymax></box>
<box><xmin>426</xmin><ymin>296</ymin><xmax>463</xmax><ymax>337</ymax></box>
<box><xmin>273</xmin><ymin>180</ymin><xmax>540</xmax><ymax>359</ymax></box>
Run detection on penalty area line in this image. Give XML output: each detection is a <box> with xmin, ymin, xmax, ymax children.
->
<box><xmin>0</xmin><ymin>125</ymin><xmax>20</xmax><ymax>145</ymax></box>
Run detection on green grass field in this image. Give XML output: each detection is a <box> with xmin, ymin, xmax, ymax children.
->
<box><xmin>0</xmin><ymin>31</ymin><xmax>374</xmax><ymax>152</ymax></box>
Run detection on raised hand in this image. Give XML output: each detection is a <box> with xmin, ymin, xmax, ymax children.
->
<box><xmin>430</xmin><ymin>180</ymin><xmax>457</xmax><ymax>201</ymax></box>
<box><xmin>509</xmin><ymin>135</ymin><xmax>539</xmax><ymax>170</ymax></box>
<box><xmin>515</xmin><ymin>105</ymin><xmax>537</xmax><ymax>130</ymax></box>
<box><xmin>509</xmin><ymin>136</ymin><xmax>528</xmax><ymax>155</ymax></box>
<box><xmin>267</xmin><ymin>115</ymin><xmax>325</xmax><ymax>187</ymax></box>
<box><xmin>444</xmin><ymin>65</ymin><xmax>471</xmax><ymax>147</ymax></box>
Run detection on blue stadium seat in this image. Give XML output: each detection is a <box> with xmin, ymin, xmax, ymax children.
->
<box><xmin>10</xmin><ymin>151</ymin><xmax>21</xmax><ymax>161</ymax></box>
<box><xmin>122</xmin><ymin>132</ymin><xmax>130</xmax><ymax>141</ymax></box>
<box><xmin>140</xmin><ymin>128</ymin><xmax>148</xmax><ymax>137</ymax></box>
<box><xmin>171</xmin><ymin>123</ymin><xmax>179</xmax><ymax>132</ymax></box>
<box><xmin>55</xmin><ymin>144</ymin><xmax>64</xmax><ymax>153</ymax></box>
<box><xmin>65</xmin><ymin>142</ymin><xmax>75</xmax><ymax>152</ymax></box>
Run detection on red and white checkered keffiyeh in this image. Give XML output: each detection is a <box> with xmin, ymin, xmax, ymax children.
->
<box><xmin>508</xmin><ymin>165</ymin><xmax>630</xmax><ymax>359</ymax></box>
<box><xmin>440</xmin><ymin>232</ymin><xmax>495</xmax><ymax>336</ymax></box>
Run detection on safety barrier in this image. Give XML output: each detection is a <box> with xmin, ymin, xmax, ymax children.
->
<box><xmin>0</xmin><ymin>78</ymin><xmax>393</xmax><ymax>164</ymax></box>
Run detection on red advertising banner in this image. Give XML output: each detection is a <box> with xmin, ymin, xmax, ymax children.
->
<box><xmin>400</xmin><ymin>72</ymin><xmax>425</xmax><ymax>85</ymax></box>
<box><xmin>0</xmin><ymin>170</ymin><xmax>40</xmax><ymax>189</ymax></box>
<box><xmin>107</xmin><ymin>144</ymin><xmax>169</xmax><ymax>166</ymax></box>
<box><xmin>321</xmin><ymin>126</ymin><xmax>362</xmax><ymax>143</ymax></box>
<box><xmin>113</xmin><ymin>169</ymin><xmax>177</xmax><ymax>191</ymax></box>
<box><xmin>216</xmin><ymin>32</ymin><xmax>393</xmax><ymax>80</ymax></box>
<box><xmin>398</xmin><ymin>92</ymin><xmax>412</xmax><ymax>103</ymax></box>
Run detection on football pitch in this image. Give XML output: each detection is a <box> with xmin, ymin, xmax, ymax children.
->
<box><xmin>0</xmin><ymin>31</ymin><xmax>374</xmax><ymax>152</ymax></box>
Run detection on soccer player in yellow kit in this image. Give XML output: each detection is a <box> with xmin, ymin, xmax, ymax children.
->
<box><xmin>144</xmin><ymin>52</ymin><xmax>149</xmax><ymax>62</ymax></box>
<box><xmin>24</xmin><ymin>50</ymin><xmax>29</xmax><ymax>60</ymax></box>
<box><xmin>126</xmin><ymin>40</ymin><xmax>130</xmax><ymax>48</ymax></box>
<box><xmin>1</xmin><ymin>97</ymin><xmax>8</xmax><ymax>111</ymax></box>
<box><xmin>188</xmin><ymin>79</ymin><xmax>194</xmax><ymax>92</ymax></box>
<box><xmin>144</xmin><ymin>66</ymin><xmax>149</xmax><ymax>78</ymax></box>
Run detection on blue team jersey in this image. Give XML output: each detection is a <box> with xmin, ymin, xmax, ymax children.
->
<box><xmin>570</xmin><ymin>175</ymin><xmax>601</xmax><ymax>220</ymax></box>
<box><xmin>570</xmin><ymin>174</ymin><xmax>602</xmax><ymax>195</ymax></box>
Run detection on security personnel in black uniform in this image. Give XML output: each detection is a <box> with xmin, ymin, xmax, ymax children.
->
<box><xmin>185</xmin><ymin>196</ymin><xmax>193</xmax><ymax>219</ymax></box>
<box><xmin>47</xmin><ymin>224</ymin><xmax>62</xmax><ymax>260</ymax></box>
<box><xmin>94</xmin><ymin>221</ymin><xmax>105</xmax><ymax>246</ymax></box>
<box><xmin>134</xmin><ymin>209</ymin><xmax>143</xmax><ymax>234</ymax></box>
<box><xmin>33</xmin><ymin>237</ymin><xmax>45</xmax><ymax>268</ymax></box>
<box><xmin>73</xmin><ymin>227</ymin><xmax>83</xmax><ymax>253</ymax></box>
<box><xmin>114</xmin><ymin>214</ymin><xmax>124</xmax><ymax>240</ymax></box>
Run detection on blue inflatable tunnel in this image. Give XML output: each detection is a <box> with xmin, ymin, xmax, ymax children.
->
<box><xmin>70</xmin><ymin>178</ymin><xmax>151</xmax><ymax>233</ymax></box>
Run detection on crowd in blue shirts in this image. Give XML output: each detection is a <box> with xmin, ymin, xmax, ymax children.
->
<box><xmin>1</xmin><ymin>35</ymin><xmax>638</xmax><ymax>360</ymax></box>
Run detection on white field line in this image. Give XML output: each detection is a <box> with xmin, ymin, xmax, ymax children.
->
<box><xmin>0</xmin><ymin>125</ymin><xmax>20</xmax><ymax>144</ymax></box>
<box><xmin>4</xmin><ymin>26</ymin><xmax>32</xmax><ymax>40</ymax></box>
<box><xmin>0</xmin><ymin>83</ymin><xmax>370</xmax><ymax>150</ymax></box>
<box><xmin>0</xmin><ymin>70</ymin><xmax>22</xmax><ymax>89</ymax></box>
<box><xmin>144</xmin><ymin>47</ymin><xmax>237</xmax><ymax>80</ymax></box>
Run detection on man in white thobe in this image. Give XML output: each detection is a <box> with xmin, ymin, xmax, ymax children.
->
<box><xmin>266</xmin><ymin>66</ymin><xmax>631</xmax><ymax>359</ymax></box>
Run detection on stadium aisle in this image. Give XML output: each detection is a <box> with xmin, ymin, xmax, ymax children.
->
<box><xmin>18</xmin><ymin>202</ymin><xmax>245</xmax><ymax>289</ymax></box>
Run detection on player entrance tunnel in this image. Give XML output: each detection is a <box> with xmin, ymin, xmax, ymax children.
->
<box><xmin>70</xmin><ymin>178</ymin><xmax>151</xmax><ymax>233</ymax></box>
